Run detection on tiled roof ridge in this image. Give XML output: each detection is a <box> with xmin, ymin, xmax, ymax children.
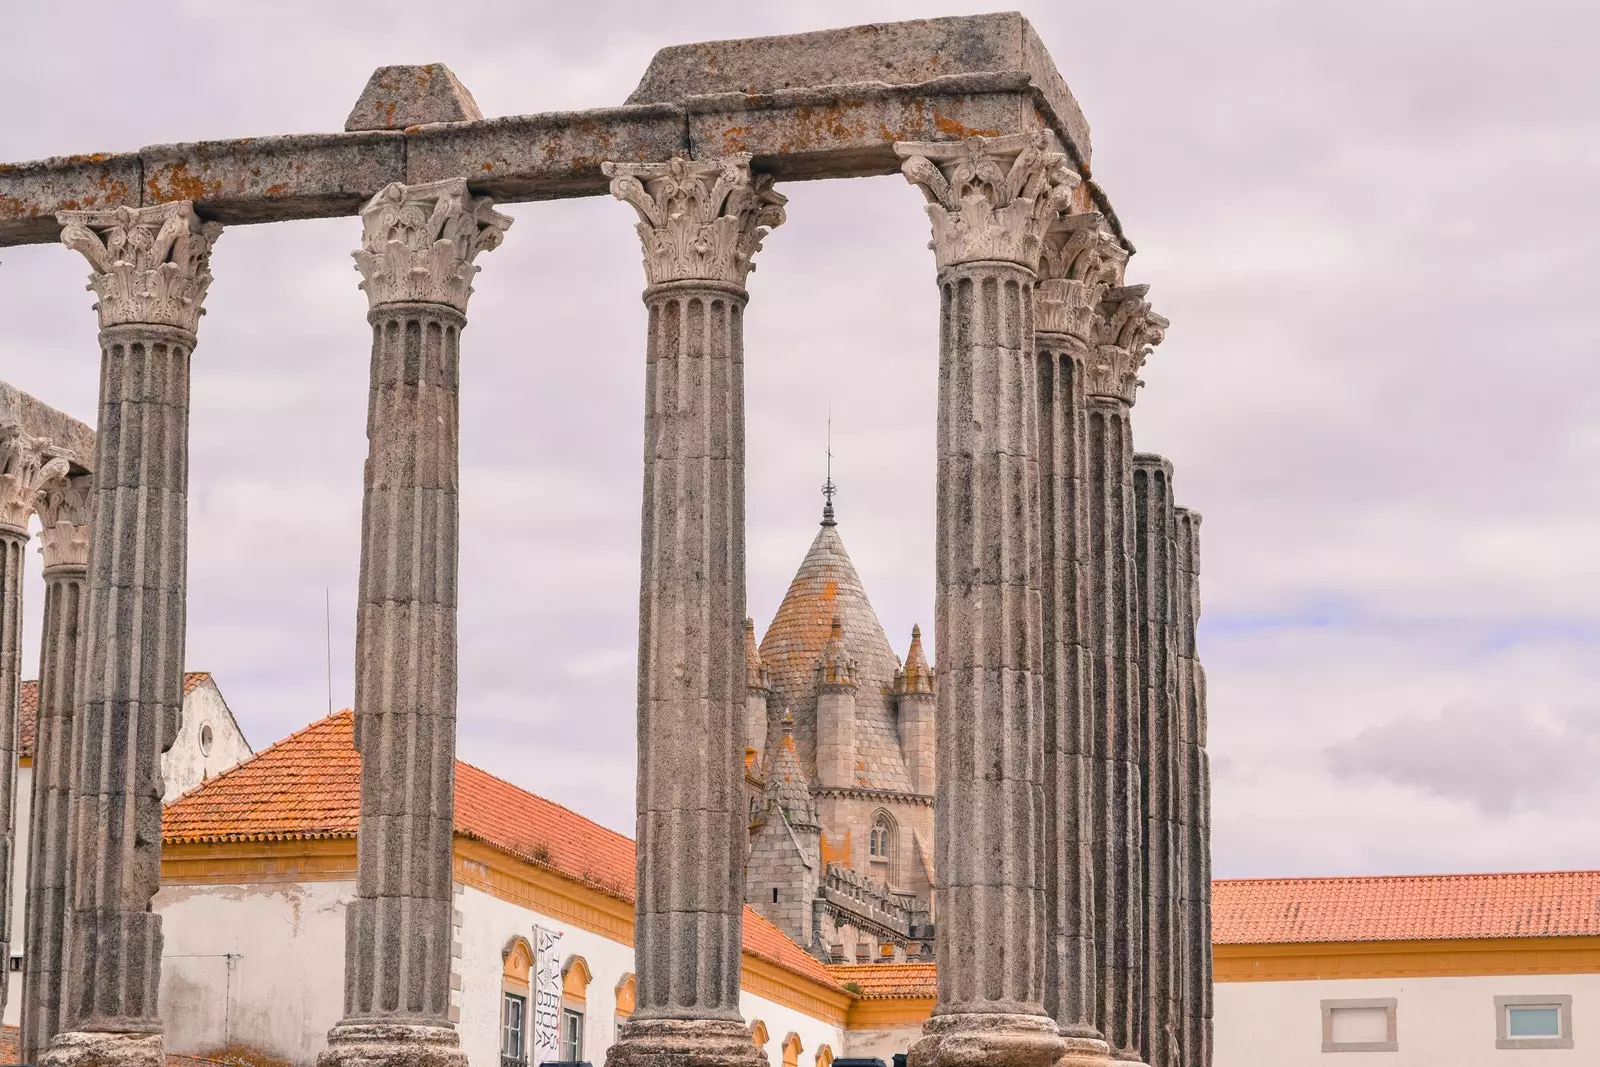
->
<box><xmin>165</xmin><ymin>708</ymin><xmax>352</xmax><ymax>811</ymax></box>
<box><xmin>454</xmin><ymin>757</ymin><xmax>636</xmax><ymax>855</ymax></box>
<box><xmin>1217</xmin><ymin>869</ymin><xmax>1600</xmax><ymax>885</ymax></box>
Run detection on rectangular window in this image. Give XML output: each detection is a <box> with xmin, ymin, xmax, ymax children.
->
<box><xmin>501</xmin><ymin>992</ymin><xmax>527</xmax><ymax>1065</ymax></box>
<box><xmin>560</xmin><ymin>1007</ymin><xmax>584</xmax><ymax>1060</ymax></box>
<box><xmin>1496</xmin><ymin>995</ymin><xmax>1573</xmax><ymax>1050</ymax></box>
<box><xmin>1321</xmin><ymin>998</ymin><xmax>1398</xmax><ymax>1053</ymax></box>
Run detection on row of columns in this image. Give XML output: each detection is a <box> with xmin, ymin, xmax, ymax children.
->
<box><xmin>0</xmin><ymin>126</ymin><xmax>1208</xmax><ymax>1067</ymax></box>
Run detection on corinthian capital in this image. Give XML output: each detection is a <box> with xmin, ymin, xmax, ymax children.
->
<box><xmin>1087</xmin><ymin>284</ymin><xmax>1169</xmax><ymax>405</ymax></box>
<box><xmin>603</xmin><ymin>154</ymin><xmax>787</xmax><ymax>289</ymax></box>
<box><xmin>353</xmin><ymin>178</ymin><xmax>512</xmax><ymax>313</ymax></box>
<box><xmin>894</xmin><ymin>132</ymin><xmax>1080</xmax><ymax>271</ymax></box>
<box><xmin>57</xmin><ymin>203</ymin><xmax>222</xmax><ymax>333</ymax></box>
<box><xmin>1036</xmin><ymin>212</ymin><xmax>1128</xmax><ymax>340</ymax></box>
<box><xmin>34</xmin><ymin>468</ymin><xmax>91</xmax><ymax>571</ymax></box>
<box><xmin>0</xmin><ymin>424</ymin><xmax>72</xmax><ymax>534</ymax></box>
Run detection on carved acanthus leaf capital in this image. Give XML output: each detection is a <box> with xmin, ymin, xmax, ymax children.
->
<box><xmin>1036</xmin><ymin>212</ymin><xmax>1129</xmax><ymax>340</ymax></box>
<box><xmin>895</xmin><ymin>132</ymin><xmax>1081</xmax><ymax>271</ymax></box>
<box><xmin>354</xmin><ymin>178</ymin><xmax>512</xmax><ymax>312</ymax></box>
<box><xmin>0</xmin><ymin>424</ymin><xmax>77</xmax><ymax>535</ymax></box>
<box><xmin>57</xmin><ymin>203</ymin><xmax>222</xmax><ymax>333</ymax></box>
<box><xmin>603</xmin><ymin>154</ymin><xmax>787</xmax><ymax>289</ymax></box>
<box><xmin>35</xmin><ymin>469</ymin><xmax>91</xmax><ymax>571</ymax></box>
<box><xmin>1087</xmin><ymin>284</ymin><xmax>1169</xmax><ymax>404</ymax></box>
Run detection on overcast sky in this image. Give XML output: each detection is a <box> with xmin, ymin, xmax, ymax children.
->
<box><xmin>2</xmin><ymin>0</ymin><xmax>1595</xmax><ymax>879</ymax></box>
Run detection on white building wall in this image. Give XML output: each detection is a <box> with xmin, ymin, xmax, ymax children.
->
<box><xmin>1216</xmin><ymin>972</ymin><xmax>1600</xmax><ymax>1066</ymax></box>
<box><xmin>156</xmin><ymin>878</ymin><xmax>351</xmax><ymax>1065</ymax></box>
<box><xmin>163</xmin><ymin>679</ymin><xmax>254</xmax><ymax>803</ymax></box>
<box><xmin>739</xmin><ymin>989</ymin><xmax>846</xmax><ymax>1067</ymax></box>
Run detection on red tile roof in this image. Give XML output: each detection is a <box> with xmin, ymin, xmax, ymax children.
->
<box><xmin>826</xmin><ymin>962</ymin><xmax>936</xmax><ymax>998</ymax></box>
<box><xmin>1213</xmin><ymin>870</ymin><xmax>1600</xmax><ymax>944</ymax></box>
<box><xmin>164</xmin><ymin>711</ymin><xmax>837</xmax><ymax>989</ymax></box>
<box><xmin>19</xmin><ymin>672</ymin><xmax>211</xmax><ymax>759</ymax></box>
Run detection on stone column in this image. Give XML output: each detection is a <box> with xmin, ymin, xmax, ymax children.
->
<box><xmin>600</xmin><ymin>152</ymin><xmax>784</xmax><ymax>1067</ymax></box>
<box><xmin>1035</xmin><ymin>212</ymin><xmax>1126</xmax><ymax>1067</ymax></box>
<box><xmin>1084</xmin><ymin>283</ymin><xmax>1167</xmax><ymax>1066</ymax></box>
<box><xmin>0</xmin><ymin>426</ymin><xmax>52</xmax><ymax>1023</ymax></box>
<box><xmin>1174</xmin><ymin>508</ymin><xmax>1211</xmax><ymax>1067</ymax></box>
<box><xmin>320</xmin><ymin>179</ymin><xmax>510</xmax><ymax>1067</ymax></box>
<box><xmin>894</xmin><ymin>131</ymin><xmax>1078</xmax><ymax>1067</ymax></box>
<box><xmin>45</xmin><ymin>202</ymin><xmax>221</xmax><ymax>1067</ymax></box>
<box><xmin>21</xmin><ymin>468</ymin><xmax>91</xmax><ymax>1065</ymax></box>
<box><xmin>1132</xmin><ymin>455</ymin><xmax>1181</xmax><ymax>1067</ymax></box>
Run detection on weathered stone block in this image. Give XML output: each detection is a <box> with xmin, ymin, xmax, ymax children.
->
<box><xmin>0</xmin><ymin>382</ymin><xmax>94</xmax><ymax>470</ymax></box>
<box><xmin>346</xmin><ymin>64</ymin><xmax>483</xmax><ymax>132</ymax></box>
<box><xmin>0</xmin><ymin>152</ymin><xmax>140</xmax><ymax>245</ymax></box>
<box><xmin>142</xmin><ymin>132</ymin><xmax>406</xmax><ymax>224</ymax></box>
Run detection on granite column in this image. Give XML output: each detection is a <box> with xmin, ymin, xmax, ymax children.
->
<box><xmin>320</xmin><ymin>179</ymin><xmax>510</xmax><ymax>1067</ymax></box>
<box><xmin>21</xmin><ymin>469</ymin><xmax>91</xmax><ymax>1065</ymax></box>
<box><xmin>895</xmin><ymin>132</ymin><xmax>1078</xmax><ymax>1067</ymax></box>
<box><xmin>1084</xmin><ymin>284</ymin><xmax>1167</xmax><ymax>1066</ymax></box>
<box><xmin>46</xmin><ymin>202</ymin><xmax>221</xmax><ymax>1067</ymax></box>
<box><xmin>601</xmin><ymin>153</ymin><xmax>784</xmax><ymax>1067</ymax></box>
<box><xmin>1035</xmin><ymin>213</ymin><xmax>1127</xmax><ymax>1067</ymax></box>
<box><xmin>1132</xmin><ymin>455</ymin><xmax>1181</xmax><ymax>1067</ymax></box>
<box><xmin>1174</xmin><ymin>509</ymin><xmax>1211</xmax><ymax>1067</ymax></box>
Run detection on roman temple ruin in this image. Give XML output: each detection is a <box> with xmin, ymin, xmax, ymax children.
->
<box><xmin>0</xmin><ymin>13</ymin><xmax>1211</xmax><ymax>1067</ymax></box>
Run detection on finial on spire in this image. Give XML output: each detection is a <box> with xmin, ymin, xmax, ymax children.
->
<box><xmin>781</xmin><ymin>709</ymin><xmax>795</xmax><ymax>736</ymax></box>
<box><xmin>821</xmin><ymin>407</ymin><xmax>837</xmax><ymax>526</ymax></box>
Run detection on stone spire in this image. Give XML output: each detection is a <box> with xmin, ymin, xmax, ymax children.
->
<box><xmin>762</xmin><ymin>713</ymin><xmax>819</xmax><ymax>833</ymax></box>
<box><xmin>745</xmin><ymin>618</ymin><xmax>771</xmax><ymax>770</ymax></box>
<box><xmin>745</xmin><ymin>713</ymin><xmax>821</xmax><ymax>949</ymax></box>
<box><xmin>899</xmin><ymin>625</ymin><xmax>934</xmax><ymax>696</ymax></box>
<box><xmin>815</xmin><ymin>616</ymin><xmax>859</xmax><ymax>790</ymax></box>
<box><xmin>894</xmin><ymin>626</ymin><xmax>936</xmax><ymax>798</ymax></box>
<box><xmin>22</xmin><ymin>465</ymin><xmax>91</xmax><ymax>1065</ymax></box>
<box><xmin>603</xmin><ymin>152</ymin><xmax>780</xmax><ymax>1067</ymax></box>
<box><xmin>319</xmin><ymin>179</ymin><xmax>508</xmax><ymax>1067</ymax></box>
<box><xmin>895</xmin><ymin>130</ymin><xmax>1078</xmax><ymax>1067</ymax></box>
<box><xmin>816</xmin><ymin>616</ymin><xmax>858</xmax><ymax>689</ymax></box>
<box><xmin>47</xmin><ymin>199</ymin><xmax>220</xmax><ymax>1067</ymax></box>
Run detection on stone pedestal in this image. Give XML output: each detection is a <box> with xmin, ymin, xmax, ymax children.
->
<box><xmin>21</xmin><ymin>471</ymin><xmax>90</xmax><ymax>1064</ymax></box>
<box><xmin>321</xmin><ymin>179</ymin><xmax>509</xmax><ymax>1067</ymax></box>
<box><xmin>895</xmin><ymin>131</ymin><xmax>1078</xmax><ymax>1067</ymax></box>
<box><xmin>43</xmin><ymin>203</ymin><xmax>221</xmax><ymax>1064</ymax></box>
<box><xmin>1036</xmin><ymin>212</ymin><xmax>1127</xmax><ymax>1067</ymax></box>
<box><xmin>600</xmin><ymin>153</ymin><xmax>783</xmax><ymax>1067</ymax></box>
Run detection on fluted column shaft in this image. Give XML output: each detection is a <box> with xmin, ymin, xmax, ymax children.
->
<box><xmin>1133</xmin><ymin>456</ymin><xmax>1181</xmax><ymax>1067</ymax></box>
<box><xmin>601</xmin><ymin>153</ymin><xmax>782</xmax><ymax>1067</ymax></box>
<box><xmin>896</xmin><ymin>132</ymin><xmax>1079</xmax><ymax>1067</ymax></box>
<box><xmin>22</xmin><ymin>477</ymin><xmax>90</xmax><ymax>1065</ymax></box>
<box><xmin>322</xmin><ymin>178</ymin><xmax>508</xmax><ymax>1067</ymax></box>
<box><xmin>1174</xmin><ymin>510</ymin><xmax>1211</xmax><ymax>1067</ymax></box>
<box><xmin>0</xmin><ymin>523</ymin><xmax>23</xmax><ymax>1017</ymax></box>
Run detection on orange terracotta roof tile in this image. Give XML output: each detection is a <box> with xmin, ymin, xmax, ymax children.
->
<box><xmin>19</xmin><ymin>672</ymin><xmax>211</xmax><ymax>760</ymax></box>
<box><xmin>164</xmin><ymin>711</ymin><xmax>838</xmax><ymax>990</ymax></box>
<box><xmin>826</xmin><ymin>962</ymin><xmax>936</xmax><ymax>999</ymax></box>
<box><xmin>1213</xmin><ymin>870</ymin><xmax>1600</xmax><ymax>944</ymax></box>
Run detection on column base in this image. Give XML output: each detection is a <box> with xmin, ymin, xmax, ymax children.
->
<box><xmin>317</xmin><ymin>1022</ymin><xmax>467</xmax><ymax>1067</ymax></box>
<box><xmin>39</xmin><ymin>1030</ymin><xmax>164</xmax><ymax>1067</ymax></box>
<box><xmin>909</xmin><ymin>1013</ymin><xmax>1066</xmax><ymax>1067</ymax></box>
<box><xmin>1056</xmin><ymin>1034</ymin><xmax>1117</xmax><ymax>1067</ymax></box>
<box><xmin>604</xmin><ymin>1017</ymin><xmax>769</xmax><ymax>1067</ymax></box>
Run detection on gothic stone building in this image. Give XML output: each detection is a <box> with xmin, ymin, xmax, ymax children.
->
<box><xmin>743</xmin><ymin>502</ymin><xmax>936</xmax><ymax>964</ymax></box>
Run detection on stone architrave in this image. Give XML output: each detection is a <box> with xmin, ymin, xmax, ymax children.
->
<box><xmin>21</xmin><ymin>467</ymin><xmax>90</xmax><ymax>1065</ymax></box>
<box><xmin>44</xmin><ymin>202</ymin><xmax>221</xmax><ymax>1067</ymax></box>
<box><xmin>894</xmin><ymin>131</ymin><xmax>1078</xmax><ymax>1067</ymax></box>
<box><xmin>1132</xmin><ymin>454</ymin><xmax>1181</xmax><ymax>1067</ymax></box>
<box><xmin>319</xmin><ymin>178</ymin><xmax>510</xmax><ymax>1067</ymax></box>
<box><xmin>1174</xmin><ymin>509</ymin><xmax>1211</xmax><ymax>1067</ymax></box>
<box><xmin>1082</xmin><ymin>283</ymin><xmax>1167</xmax><ymax>1066</ymax></box>
<box><xmin>1034</xmin><ymin>211</ymin><xmax>1127</xmax><ymax>1067</ymax></box>
<box><xmin>600</xmin><ymin>152</ymin><xmax>784</xmax><ymax>1067</ymax></box>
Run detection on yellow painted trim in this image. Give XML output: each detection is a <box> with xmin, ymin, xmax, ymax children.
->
<box><xmin>18</xmin><ymin>756</ymin><xmax>31</xmax><ymax>769</ymax></box>
<box><xmin>845</xmin><ymin>997</ymin><xmax>936</xmax><ymax>1029</ymax></box>
<box><xmin>163</xmin><ymin>833</ymin><xmax>854</xmax><ymax>1023</ymax></box>
<box><xmin>1215</xmin><ymin>936</ymin><xmax>1600</xmax><ymax>982</ymax></box>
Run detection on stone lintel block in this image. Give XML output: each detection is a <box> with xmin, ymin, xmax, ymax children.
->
<box><xmin>142</xmin><ymin>131</ymin><xmax>406</xmax><ymax>225</ymax></box>
<box><xmin>346</xmin><ymin>64</ymin><xmax>483</xmax><ymax>132</ymax></box>
<box><xmin>628</xmin><ymin>11</ymin><xmax>1093</xmax><ymax>168</ymax></box>
<box><xmin>405</xmin><ymin>104</ymin><xmax>687</xmax><ymax>201</ymax></box>
<box><xmin>0</xmin><ymin>381</ymin><xmax>95</xmax><ymax>471</ymax></box>
<box><xmin>0</xmin><ymin>152</ymin><xmax>141</xmax><ymax>245</ymax></box>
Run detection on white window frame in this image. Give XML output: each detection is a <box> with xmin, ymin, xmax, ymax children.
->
<box><xmin>560</xmin><ymin>1005</ymin><xmax>584</xmax><ymax>1061</ymax></box>
<box><xmin>1321</xmin><ymin>997</ymin><xmax>1398</xmax><ymax>1053</ymax></box>
<box><xmin>500</xmin><ymin>991</ymin><xmax>527</xmax><ymax>1064</ymax></box>
<box><xmin>1496</xmin><ymin>994</ymin><xmax>1574</xmax><ymax>1050</ymax></box>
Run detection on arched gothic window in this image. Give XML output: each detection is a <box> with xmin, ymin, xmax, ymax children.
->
<box><xmin>869</xmin><ymin>814</ymin><xmax>893</xmax><ymax>859</ymax></box>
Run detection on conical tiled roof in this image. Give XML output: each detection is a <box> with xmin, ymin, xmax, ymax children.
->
<box><xmin>758</xmin><ymin>516</ymin><xmax>910</xmax><ymax>791</ymax></box>
<box><xmin>760</xmin><ymin>713</ymin><xmax>818</xmax><ymax>831</ymax></box>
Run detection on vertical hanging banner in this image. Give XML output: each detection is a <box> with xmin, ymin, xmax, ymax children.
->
<box><xmin>532</xmin><ymin>924</ymin><xmax>564</xmax><ymax>1064</ymax></box>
